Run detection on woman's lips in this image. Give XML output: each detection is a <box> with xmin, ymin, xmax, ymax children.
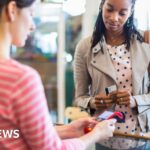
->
<box><xmin>108</xmin><ymin>23</ymin><xmax>118</xmax><ymax>30</ymax></box>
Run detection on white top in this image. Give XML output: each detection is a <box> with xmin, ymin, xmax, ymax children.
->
<box><xmin>100</xmin><ymin>44</ymin><xmax>144</xmax><ymax>149</ymax></box>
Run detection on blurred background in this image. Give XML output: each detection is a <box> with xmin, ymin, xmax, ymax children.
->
<box><xmin>11</xmin><ymin>0</ymin><xmax>150</xmax><ymax>123</ymax></box>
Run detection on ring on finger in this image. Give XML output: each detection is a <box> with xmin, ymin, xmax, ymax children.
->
<box><xmin>120</xmin><ymin>98</ymin><xmax>123</xmax><ymax>101</ymax></box>
<box><xmin>100</xmin><ymin>100</ymin><xmax>103</xmax><ymax>104</ymax></box>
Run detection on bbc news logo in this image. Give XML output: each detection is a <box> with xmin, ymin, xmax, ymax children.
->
<box><xmin>0</xmin><ymin>130</ymin><xmax>19</xmax><ymax>138</ymax></box>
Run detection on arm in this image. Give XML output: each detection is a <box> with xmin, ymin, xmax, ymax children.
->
<box><xmin>55</xmin><ymin>124</ymin><xmax>76</xmax><ymax>139</ymax></box>
<box><xmin>12</xmin><ymin>69</ymin><xmax>85</xmax><ymax>150</ymax></box>
<box><xmin>12</xmin><ymin>68</ymin><xmax>116</xmax><ymax>150</ymax></box>
<box><xmin>132</xmin><ymin>94</ymin><xmax>150</xmax><ymax>132</ymax></box>
<box><xmin>56</xmin><ymin>118</ymin><xmax>116</xmax><ymax>148</ymax></box>
<box><xmin>73</xmin><ymin>38</ymin><xmax>94</xmax><ymax>109</ymax></box>
<box><xmin>133</xmin><ymin>94</ymin><xmax>150</xmax><ymax>110</ymax></box>
<box><xmin>55</xmin><ymin>117</ymin><xmax>97</xmax><ymax>139</ymax></box>
<box><xmin>74</xmin><ymin>38</ymin><xmax>114</xmax><ymax>112</ymax></box>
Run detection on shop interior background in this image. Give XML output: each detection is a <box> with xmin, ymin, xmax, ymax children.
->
<box><xmin>11</xmin><ymin>0</ymin><xmax>150</xmax><ymax>123</ymax></box>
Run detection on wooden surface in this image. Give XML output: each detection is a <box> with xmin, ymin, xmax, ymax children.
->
<box><xmin>114</xmin><ymin>131</ymin><xmax>150</xmax><ymax>140</ymax></box>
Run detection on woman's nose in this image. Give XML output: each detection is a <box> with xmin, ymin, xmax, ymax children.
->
<box><xmin>110</xmin><ymin>12</ymin><xmax>119</xmax><ymax>22</ymax></box>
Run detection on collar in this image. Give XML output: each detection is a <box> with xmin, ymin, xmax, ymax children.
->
<box><xmin>92</xmin><ymin>36</ymin><xmax>106</xmax><ymax>54</ymax></box>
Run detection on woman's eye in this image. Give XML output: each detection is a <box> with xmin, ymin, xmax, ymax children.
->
<box><xmin>119</xmin><ymin>12</ymin><xmax>126</xmax><ymax>16</ymax></box>
<box><xmin>107</xmin><ymin>9</ymin><xmax>113</xmax><ymax>12</ymax></box>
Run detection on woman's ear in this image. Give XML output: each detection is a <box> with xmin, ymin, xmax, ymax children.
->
<box><xmin>6</xmin><ymin>1</ymin><xmax>17</xmax><ymax>22</ymax></box>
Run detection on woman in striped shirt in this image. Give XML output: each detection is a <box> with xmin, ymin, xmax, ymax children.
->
<box><xmin>0</xmin><ymin>0</ymin><xmax>116</xmax><ymax>149</ymax></box>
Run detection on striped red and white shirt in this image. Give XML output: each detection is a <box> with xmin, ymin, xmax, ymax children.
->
<box><xmin>0</xmin><ymin>59</ymin><xmax>85</xmax><ymax>150</ymax></box>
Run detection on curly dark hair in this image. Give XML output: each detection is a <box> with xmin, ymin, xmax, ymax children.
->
<box><xmin>91</xmin><ymin>0</ymin><xmax>144</xmax><ymax>50</ymax></box>
<box><xmin>0</xmin><ymin>0</ymin><xmax>35</xmax><ymax>15</ymax></box>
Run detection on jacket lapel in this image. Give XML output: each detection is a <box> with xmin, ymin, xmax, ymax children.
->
<box><xmin>90</xmin><ymin>38</ymin><xmax>150</xmax><ymax>94</ymax></box>
<box><xmin>90</xmin><ymin>41</ymin><xmax>117</xmax><ymax>83</ymax></box>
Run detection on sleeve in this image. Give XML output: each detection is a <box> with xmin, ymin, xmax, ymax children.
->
<box><xmin>11</xmin><ymin>68</ymin><xmax>86</xmax><ymax>150</ymax></box>
<box><xmin>133</xmin><ymin>94</ymin><xmax>150</xmax><ymax>132</ymax></box>
<box><xmin>132</xmin><ymin>47</ymin><xmax>150</xmax><ymax>132</ymax></box>
<box><xmin>73</xmin><ymin>38</ymin><xmax>95</xmax><ymax>111</ymax></box>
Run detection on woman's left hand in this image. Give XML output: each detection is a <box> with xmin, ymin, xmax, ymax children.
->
<box><xmin>67</xmin><ymin>117</ymin><xmax>97</xmax><ymax>137</ymax></box>
<box><xmin>115</xmin><ymin>90</ymin><xmax>131</xmax><ymax>106</ymax></box>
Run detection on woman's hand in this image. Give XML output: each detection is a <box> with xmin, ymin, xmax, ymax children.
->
<box><xmin>88</xmin><ymin>119</ymin><xmax>116</xmax><ymax>142</ymax></box>
<box><xmin>90</xmin><ymin>93</ymin><xmax>114</xmax><ymax>110</ymax></box>
<box><xmin>79</xmin><ymin>119</ymin><xmax>116</xmax><ymax>148</ymax></box>
<box><xmin>67</xmin><ymin>117</ymin><xmax>97</xmax><ymax>138</ymax></box>
<box><xmin>56</xmin><ymin>117</ymin><xmax>97</xmax><ymax>139</ymax></box>
<box><xmin>115</xmin><ymin>90</ymin><xmax>131</xmax><ymax>106</ymax></box>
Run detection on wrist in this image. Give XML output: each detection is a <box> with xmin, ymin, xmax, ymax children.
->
<box><xmin>130</xmin><ymin>96</ymin><xmax>137</xmax><ymax>108</ymax></box>
<box><xmin>55</xmin><ymin>124</ymin><xmax>71</xmax><ymax>139</ymax></box>
<box><xmin>88</xmin><ymin>98</ymin><xmax>95</xmax><ymax>109</ymax></box>
<box><xmin>80</xmin><ymin>131</ymin><xmax>97</xmax><ymax>148</ymax></box>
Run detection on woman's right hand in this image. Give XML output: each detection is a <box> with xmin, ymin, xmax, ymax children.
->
<box><xmin>80</xmin><ymin>119</ymin><xmax>116</xmax><ymax>148</ymax></box>
<box><xmin>91</xmin><ymin>119</ymin><xmax>116</xmax><ymax>141</ymax></box>
<box><xmin>90</xmin><ymin>93</ymin><xmax>114</xmax><ymax>110</ymax></box>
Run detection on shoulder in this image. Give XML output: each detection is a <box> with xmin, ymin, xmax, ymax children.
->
<box><xmin>9</xmin><ymin>59</ymin><xmax>40</xmax><ymax>82</ymax></box>
<box><xmin>10</xmin><ymin>60</ymin><xmax>44</xmax><ymax>100</ymax></box>
<box><xmin>75</xmin><ymin>36</ymin><xmax>92</xmax><ymax>55</ymax></box>
<box><xmin>77</xmin><ymin>36</ymin><xmax>92</xmax><ymax>46</ymax></box>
